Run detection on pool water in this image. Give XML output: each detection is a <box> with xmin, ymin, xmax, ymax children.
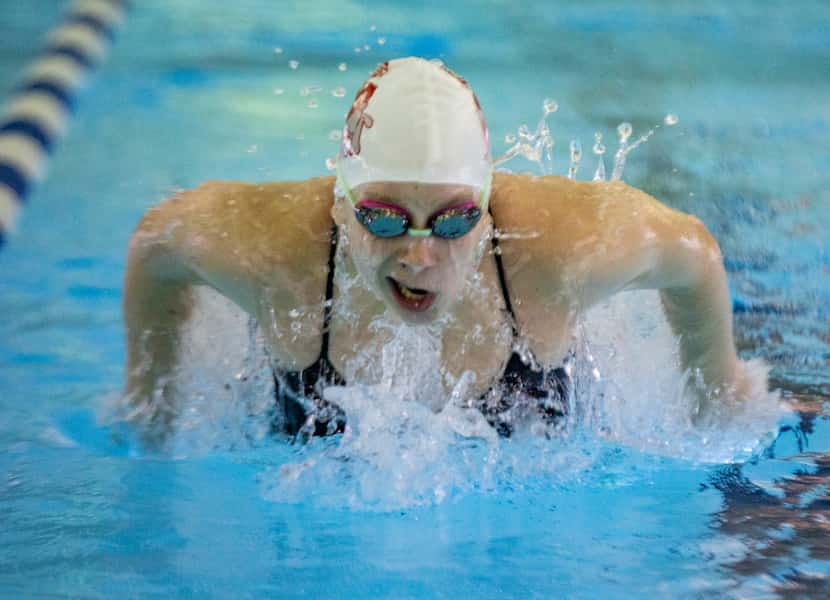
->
<box><xmin>2</xmin><ymin>0</ymin><xmax>829</xmax><ymax>597</ymax></box>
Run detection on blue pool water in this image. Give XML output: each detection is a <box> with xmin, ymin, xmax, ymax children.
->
<box><xmin>2</xmin><ymin>0</ymin><xmax>829</xmax><ymax>597</ymax></box>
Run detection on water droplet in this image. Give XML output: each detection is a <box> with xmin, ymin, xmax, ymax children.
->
<box><xmin>300</xmin><ymin>85</ymin><xmax>322</xmax><ymax>97</ymax></box>
<box><xmin>308</xmin><ymin>99</ymin><xmax>318</xmax><ymax>109</ymax></box>
<box><xmin>338</xmin><ymin>62</ymin><xmax>347</xmax><ymax>72</ymax></box>
<box><xmin>504</xmin><ymin>133</ymin><xmax>517</xmax><ymax>144</ymax></box>
<box><xmin>543</xmin><ymin>98</ymin><xmax>559</xmax><ymax>114</ymax></box>
<box><xmin>274</xmin><ymin>47</ymin><xmax>283</xmax><ymax>54</ymax></box>
<box><xmin>377</xmin><ymin>36</ymin><xmax>386</xmax><ymax>45</ymax></box>
<box><xmin>664</xmin><ymin>113</ymin><xmax>679</xmax><ymax>126</ymax></box>
<box><xmin>592</xmin><ymin>132</ymin><xmax>606</xmax><ymax>155</ymax></box>
<box><xmin>617</xmin><ymin>122</ymin><xmax>632</xmax><ymax>144</ymax></box>
<box><xmin>569</xmin><ymin>140</ymin><xmax>582</xmax><ymax>162</ymax></box>
<box><xmin>328</xmin><ymin>129</ymin><xmax>342</xmax><ymax>141</ymax></box>
<box><xmin>568</xmin><ymin>140</ymin><xmax>582</xmax><ymax>179</ymax></box>
<box><xmin>273</xmin><ymin>88</ymin><xmax>284</xmax><ymax>95</ymax></box>
<box><xmin>331</xmin><ymin>86</ymin><xmax>346</xmax><ymax>98</ymax></box>
<box><xmin>325</xmin><ymin>156</ymin><xmax>337</xmax><ymax>170</ymax></box>
<box><xmin>288</xmin><ymin>60</ymin><xmax>299</xmax><ymax>70</ymax></box>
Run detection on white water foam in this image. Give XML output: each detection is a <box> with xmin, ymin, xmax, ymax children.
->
<box><xmin>118</xmin><ymin>284</ymin><xmax>785</xmax><ymax>510</ymax></box>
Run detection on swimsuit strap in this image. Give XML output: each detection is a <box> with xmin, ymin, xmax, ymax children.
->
<box><xmin>320</xmin><ymin>224</ymin><xmax>338</xmax><ymax>361</ymax></box>
<box><xmin>490</xmin><ymin>232</ymin><xmax>520</xmax><ymax>337</ymax></box>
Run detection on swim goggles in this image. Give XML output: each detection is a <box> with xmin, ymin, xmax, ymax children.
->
<box><xmin>337</xmin><ymin>169</ymin><xmax>492</xmax><ymax>240</ymax></box>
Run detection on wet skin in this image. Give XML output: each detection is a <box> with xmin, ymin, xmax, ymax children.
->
<box><xmin>124</xmin><ymin>173</ymin><xmax>760</xmax><ymax>428</ymax></box>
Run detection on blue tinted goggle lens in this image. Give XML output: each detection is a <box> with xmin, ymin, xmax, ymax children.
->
<box><xmin>354</xmin><ymin>204</ymin><xmax>482</xmax><ymax>239</ymax></box>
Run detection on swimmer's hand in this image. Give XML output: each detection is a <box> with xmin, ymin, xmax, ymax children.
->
<box><xmin>687</xmin><ymin>358</ymin><xmax>771</xmax><ymax>422</ymax></box>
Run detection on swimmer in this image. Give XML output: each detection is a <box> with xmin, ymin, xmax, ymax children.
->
<box><xmin>123</xmin><ymin>57</ymin><xmax>762</xmax><ymax>438</ymax></box>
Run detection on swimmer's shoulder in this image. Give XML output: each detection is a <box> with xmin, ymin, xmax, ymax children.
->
<box><xmin>139</xmin><ymin>176</ymin><xmax>336</xmax><ymax>259</ymax></box>
<box><xmin>489</xmin><ymin>172</ymin><xmax>703</xmax><ymax>275</ymax></box>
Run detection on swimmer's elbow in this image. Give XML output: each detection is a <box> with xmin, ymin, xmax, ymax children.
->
<box><xmin>664</xmin><ymin>214</ymin><xmax>725</xmax><ymax>289</ymax></box>
<box><xmin>127</xmin><ymin>191</ymin><xmax>202</xmax><ymax>284</ymax></box>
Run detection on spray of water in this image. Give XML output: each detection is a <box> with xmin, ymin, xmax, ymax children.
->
<box><xmin>496</xmin><ymin>99</ymin><xmax>679</xmax><ymax>183</ymax></box>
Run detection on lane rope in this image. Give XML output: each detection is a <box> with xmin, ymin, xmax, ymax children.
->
<box><xmin>0</xmin><ymin>0</ymin><xmax>129</xmax><ymax>249</ymax></box>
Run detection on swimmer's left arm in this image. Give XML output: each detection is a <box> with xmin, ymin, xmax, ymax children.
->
<box><xmin>581</xmin><ymin>182</ymin><xmax>754</xmax><ymax>413</ymax></box>
<box><xmin>517</xmin><ymin>177</ymin><xmax>757</xmax><ymax>415</ymax></box>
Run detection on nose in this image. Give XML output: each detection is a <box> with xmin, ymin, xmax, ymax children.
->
<box><xmin>398</xmin><ymin>236</ymin><xmax>438</xmax><ymax>274</ymax></box>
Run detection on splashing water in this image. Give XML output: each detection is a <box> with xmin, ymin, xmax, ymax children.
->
<box><xmin>496</xmin><ymin>100</ymin><xmax>679</xmax><ymax>182</ymax></box>
<box><xmin>568</xmin><ymin>139</ymin><xmax>582</xmax><ymax>180</ymax></box>
<box><xmin>116</xmin><ymin>100</ymin><xmax>775</xmax><ymax>511</ymax></box>
<box><xmin>592</xmin><ymin>131</ymin><xmax>606</xmax><ymax>181</ymax></box>
<box><xmin>494</xmin><ymin>98</ymin><xmax>558</xmax><ymax>173</ymax></box>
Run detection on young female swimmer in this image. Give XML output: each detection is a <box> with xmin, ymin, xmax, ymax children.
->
<box><xmin>123</xmin><ymin>57</ymin><xmax>761</xmax><ymax>438</ymax></box>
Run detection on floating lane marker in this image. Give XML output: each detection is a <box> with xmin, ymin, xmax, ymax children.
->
<box><xmin>0</xmin><ymin>0</ymin><xmax>128</xmax><ymax>249</ymax></box>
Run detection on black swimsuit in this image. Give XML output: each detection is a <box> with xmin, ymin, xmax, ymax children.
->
<box><xmin>274</xmin><ymin>226</ymin><xmax>570</xmax><ymax>438</ymax></box>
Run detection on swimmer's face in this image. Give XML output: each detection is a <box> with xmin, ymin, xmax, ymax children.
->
<box><xmin>334</xmin><ymin>181</ymin><xmax>490</xmax><ymax>324</ymax></box>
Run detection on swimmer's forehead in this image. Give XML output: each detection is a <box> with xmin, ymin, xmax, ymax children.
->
<box><xmin>353</xmin><ymin>181</ymin><xmax>480</xmax><ymax>206</ymax></box>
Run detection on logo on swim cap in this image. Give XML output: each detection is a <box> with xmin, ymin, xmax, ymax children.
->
<box><xmin>343</xmin><ymin>62</ymin><xmax>392</xmax><ymax>157</ymax></box>
<box><xmin>337</xmin><ymin>57</ymin><xmax>492</xmax><ymax>189</ymax></box>
<box><xmin>343</xmin><ymin>83</ymin><xmax>376</xmax><ymax>157</ymax></box>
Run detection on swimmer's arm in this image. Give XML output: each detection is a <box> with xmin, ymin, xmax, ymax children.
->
<box><xmin>122</xmin><ymin>182</ymin><xmax>278</xmax><ymax>426</ymax></box>
<box><xmin>572</xmin><ymin>182</ymin><xmax>752</xmax><ymax>413</ymax></box>
<box><xmin>123</xmin><ymin>215</ymin><xmax>196</xmax><ymax>428</ymax></box>
<box><xmin>123</xmin><ymin>183</ymin><xmax>258</xmax><ymax>427</ymax></box>
<box><xmin>123</xmin><ymin>178</ymin><xmax>335</xmax><ymax>427</ymax></box>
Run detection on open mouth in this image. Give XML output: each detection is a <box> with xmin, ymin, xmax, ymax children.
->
<box><xmin>387</xmin><ymin>277</ymin><xmax>437</xmax><ymax>312</ymax></box>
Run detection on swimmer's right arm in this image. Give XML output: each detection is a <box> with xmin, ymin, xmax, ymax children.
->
<box><xmin>122</xmin><ymin>178</ymin><xmax>337</xmax><ymax>428</ymax></box>
<box><xmin>123</xmin><ymin>182</ymin><xmax>259</xmax><ymax>427</ymax></box>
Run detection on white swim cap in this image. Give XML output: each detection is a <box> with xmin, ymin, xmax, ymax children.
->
<box><xmin>338</xmin><ymin>57</ymin><xmax>491</xmax><ymax>190</ymax></box>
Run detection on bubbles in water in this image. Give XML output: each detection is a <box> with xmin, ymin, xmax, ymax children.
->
<box><xmin>664</xmin><ymin>113</ymin><xmax>679</xmax><ymax>126</ymax></box>
<box><xmin>370</xmin><ymin>25</ymin><xmax>377</xmax><ymax>32</ymax></box>
<box><xmin>288</xmin><ymin>60</ymin><xmax>299</xmax><ymax>70</ymax></box>
<box><xmin>504</xmin><ymin>133</ymin><xmax>517</xmax><ymax>145</ymax></box>
<box><xmin>377</xmin><ymin>37</ymin><xmax>386</xmax><ymax>45</ymax></box>
<box><xmin>518</xmin><ymin>124</ymin><xmax>532</xmax><ymax>140</ymax></box>
<box><xmin>272</xmin><ymin>88</ymin><xmax>284</xmax><ymax>96</ymax></box>
<box><xmin>325</xmin><ymin>156</ymin><xmax>337</xmax><ymax>170</ymax></box>
<box><xmin>246</xmin><ymin>145</ymin><xmax>257</xmax><ymax>153</ymax></box>
<box><xmin>274</xmin><ymin>47</ymin><xmax>283</xmax><ymax>55</ymax></box>
<box><xmin>354</xmin><ymin>47</ymin><xmax>362</xmax><ymax>54</ymax></box>
<box><xmin>331</xmin><ymin>87</ymin><xmax>346</xmax><ymax>98</ymax></box>
<box><xmin>363</xmin><ymin>44</ymin><xmax>371</xmax><ymax>51</ymax></box>
<box><xmin>338</xmin><ymin>62</ymin><xmax>347</xmax><ymax>72</ymax></box>
<box><xmin>308</xmin><ymin>99</ymin><xmax>319</xmax><ymax>109</ymax></box>
<box><xmin>328</xmin><ymin>129</ymin><xmax>342</xmax><ymax>141</ymax></box>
